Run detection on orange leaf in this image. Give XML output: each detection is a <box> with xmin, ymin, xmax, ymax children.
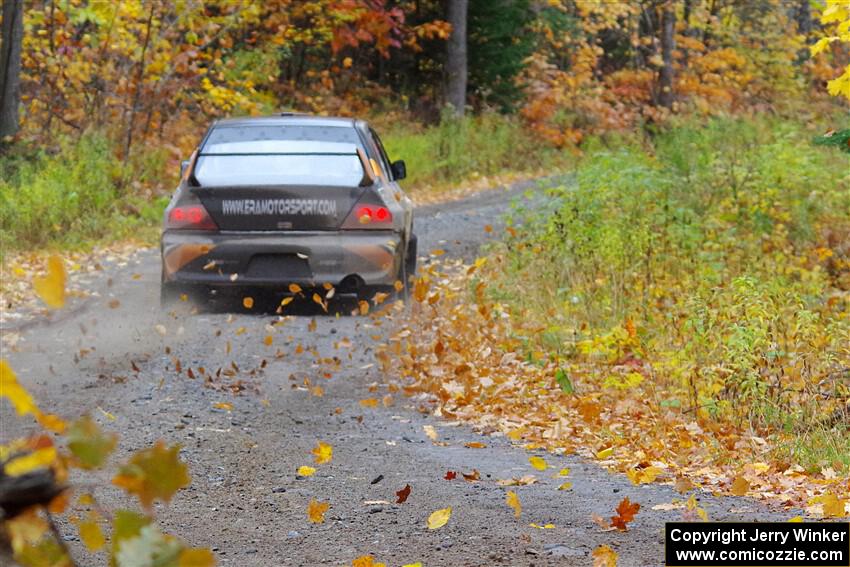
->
<box><xmin>610</xmin><ymin>497</ymin><xmax>640</xmax><ymax>531</ymax></box>
<box><xmin>307</xmin><ymin>498</ymin><xmax>329</xmax><ymax>523</ymax></box>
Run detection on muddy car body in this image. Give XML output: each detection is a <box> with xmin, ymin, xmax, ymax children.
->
<box><xmin>160</xmin><ymin>114</ymin><xmax>415</xmax><ymax>304</ymax></box>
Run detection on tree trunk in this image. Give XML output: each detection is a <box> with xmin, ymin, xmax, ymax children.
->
<box><xmin>658</xmin><ymin>2</ymin><xmax>676</xmax><ymax>109</ymax></box>
<box><xmin>445</xmin><ymin>0</ymin><xmax>468</xmax><ymax>116</ymax></box>
<box><xmin>0</xmin><ymin>0</ymin><xmax>23</xmax><ymax>140</ymax></box>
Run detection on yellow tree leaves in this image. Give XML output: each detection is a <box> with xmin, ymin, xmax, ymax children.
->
<box><xmin>812</xmin><ymin>0</ymin><xmax>850</xmax><ymax>100</ymax></box>
<box><xmin>298</xmin><ymin>465</ymin><xmax>317</xmax><ymax>477</ymax></box>
<box><xmin>593</xmin><ymin>544</ymin><xmax>619</xmax><ymax>566</ymax></box>
<box><xmin>528</xmin><ymin>456</ymin><xmax>547</xmax><ymax>471</ymax></box>
<box><xmin>1</xmin><ymin>359</ymin><xmax>65</xmax><ymax>433</ymax></box>
<box><xmin>112</xmin><ymin>441</ymin><xmax>190</xmax><ymax>509</ymax></box>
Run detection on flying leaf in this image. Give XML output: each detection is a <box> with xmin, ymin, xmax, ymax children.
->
<box><xmin>506</xmin><ymin>491</ymin><xmax>521</xmax><ymax>518</ymax></box>
<box><xmin>33</xmin><ymin>255</ymin><xmax>66</xmax><ymax>308</ymax></box>
<box><xmin>0</xmin><ymin>359</ymin><xmax>40</xmax><ymax>418</ymax></box>
<box><xmin>112</xmin><ymin>441</ymin><xmax>190</xmax><ymax>508</ymax></box>
<box><xmin>596</xmin><ymin>447</ymin><xmax>614</xmax><ymax>459</ymax></box>
<box><xmin>242</xmin><ymin>297</ymin><xmax>254</xmax><ymax>309</ymax></box>
<box><xmin>529</xmin><ymin>456</ymin><xmax>547</xmax><ymax>471</ymax></box>
<box><xmin>610</xmin><ymin>497</ymin><xmax>640</xmax><ymax>531</ymax></box>
<box><xmin>396</xmin><ymin>484</ymin><xmax>411</xmax><ymax>504</ymax></box>
<box><xmin>67</xmin><ymin>415</ymin><xmax>117</xmax><ymax>469</ymax></box>
<box><xmin>627</xmin><ymin>466</ymin><xmax>662</xmax><ymax>485</ymax></box>
<box><xmin>444</xmin><ymin>471</ymin><xmax>457</xmax><ymax>480</ymax></box>
<box><xmin>427</xmin><ymin>506</ymin><xmax>451</xmax><ymax>529</ymax></box>
<box><xmin>352</xmin><ymin>556</ymin><xmax>386</xmax><ymax>567</ymax></box>
<box><xmin>307</xmin><ymin>498</ymin><xmax>329</xmax><ymax>523</ymax></box>
<box><xmin>464</xmin><ymin>442</ymin><xmax>486</xmax><ymax>449</ymax></box>
<box><xmin>298</xmin><ymin>466</ymin><xmax>316</xmax><ymax>477</ymax></box>
<box><xmin>77</xmin><ymin>513</ymin><xmax>105</xmax><ymax>551</ymax></box>
<box><xmin>289</xmin><ymin>284</ymin><xmax>302</xmax><ymax>294</ymax></box>
<box><xmin>312</xmin><ymin>441</ymin><xmax>333</xmax><ymax>464</ymax></box>
<box><xmin>359</xmin><ymin>398</ymin><xmax>379</xmax><ymax>408</ymax></box>
<box><xmin>3</xmin><ymin>445</ymin><xmax>58</xmax><ymax>477</ymax></box>
<box><xmin>593</xmin><ymin>544</ymin><xmax>618</xmax><ymax>567</ymax></box>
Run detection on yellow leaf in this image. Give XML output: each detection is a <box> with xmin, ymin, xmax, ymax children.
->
<box><xmin>360</xmin><ymin>398</ymin><xmax>379</xmax><ymax>408</ymax></box>
<box><xmin>0</xmin><ymin>359</ymin><xmax>40</xmax><ymax>418</ymax></box>
<box><xmin>78</xmin><ymin>515</ymin><xmax>105</xmax><ymax>552</ymax></box>
<box><xmin>312</xmin><ymin>441</ymin><xmax>333</xmax><ymax>464</ymax></box>
<box><xmin>342</xmin><ymin>57</ymin><xmax>353</xmax><ymax>68</ymax></box>
<box><xmin>33</xmin><ymin>255</ymin><xmax>66</xmax><ymax>308</ymax></box>
<box><xmin>401</xmin><ymin>564</ymin><xmax>422</xmax><ymax>567</ymax></box>
<box><xmin>464</xmin><ymin>441</ymin><xmax>486</xmax><ymax>448</ymax></box>
<box><xmin>307</xmin><ymin>498</ymin><xmax>329</xmax><ymax>523</ymax></box>
<box><xmin>213</xmin><ymin>402</ymin><xmax>233</xmax><ymax>411</ymax></box>
<box><xmin>427</xmin><ymin>506</ymin><xmax>452</xmax><ymax>529</ymax></box>
<box><xmin>423</xmin><ymin>425</ymin><xmax>438</xmax><ymax>441</ymax></box>
<box><xmin>298</xmin><ymin>466</ymin><xmax>316</xmax><ymax>477</ymax></box>
<box><xmin>788</xmin><ymin>516</ymin><xmax>804</xmax><ymax>522</ymax></box>
<box><xmin>280</xmin><ymin>297</ymin><xmax>294</xmax><ymax>308</ymax></box>
<box><xmin>289</xmin><ymin>283</ymin><xmax>302</xmax><ymax>294</ymax></box>
<box><xmin>596</xmin><ymin>447</ymin><xmax>613</xmax><ymax>459</ymax></box>
<box><xmin>264</xmin><ymin>335</ymin><xmax>273</xmax><ymax>346</ymax></box>
<box><xmin>592</xmin><ymin>544</ymin><xmax>618</xmax><ymax>567</ymax></box>
<box><xmin>352</xmin><ymin>555</ymin><xmax>387</xmax><ymax>567</ymax></box>
<box><xmin>529</xmin><ymin>456</ymin><xmax>547</xmax><ymax>471</ymax></box>
<box><xmin>243</xmin><ymin>297</ymin><xmax>254</xmax><ymax>309</ymax></box>
<box><xmin>730</xmin><ymin>476</ymin><xmax>749</xmax><ymax>496</ymax></box>
<box><xmin>506</xmin><ymin>490</ymin><xmax>521</xmax><ymax>518</ymax></box>
<box><xmin>179</xmin><ymin>548</ymin><xmax>216</xmax><ymax>567</ymax></box>
<box><xmin>557</xmin><ymin>482</ymin><xmax>573</xmax><ymax>491</ymax></box>
<box><xmin>557</xmin><ymin>467</ymin><xmax>571</xmax><ymax>477</ymax></box>
<box><xmin>529</xmin><ymin>522</ymin><xmax>555</xmax><ymax>529</ymax></box>
<box><xmin>627</xmin><ymin>466</ymin><xmax>662</xmax><ymax>485</ymax></box>
<box><xmin>821</xmin><ymin>491</ymin><xmax>847</xmax><ymax>518</ymax></box>
<box><xmin>4</xmin><ymin>447</ymin><xmax>57</xmax><ymax>477</ymax></box>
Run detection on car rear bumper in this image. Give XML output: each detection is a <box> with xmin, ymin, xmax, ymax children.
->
<box><xmin>161</xmin><ymin>230</ymin><xmax>402</xmax><ymax>288</ymax></box>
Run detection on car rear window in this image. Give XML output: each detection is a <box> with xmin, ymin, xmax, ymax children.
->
<box><xmin>196</xmin><ymin>124</ymin><xmax>365</xmax><ymax>187</ymax></box>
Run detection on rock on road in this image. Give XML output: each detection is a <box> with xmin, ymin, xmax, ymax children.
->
<box><xmin>2</xmin><ymin>180</ymin><xmax>791</xmax><ymax>567</ymax></box>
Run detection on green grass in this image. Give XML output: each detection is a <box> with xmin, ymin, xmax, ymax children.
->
<box><xmin>0</xmin><ymin>132</ymin><xmax>170</xmax><ymax>258</ymax></box>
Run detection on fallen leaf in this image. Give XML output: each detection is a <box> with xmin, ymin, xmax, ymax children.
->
<box><xmin>108</xmin><ymin>299</ymin><xmax>121</xmax><ymax>309</ymax></box>
<box><xmin>497</xmin><ymin>475</ymin><xmax>537</xmax><ymax>486</ymax></box>
<box><xmin>610</xmin><ymin>497</ymin><xmax>640</xmax><ymax>531</ymax></box>
<box><xmin>264</xmin><ymin>335</ymin><xmax>273</xmax><ymax>346</ymax></box>
<box><xmin>593</xmin><ymin>544</ymin><xmax>618</xmax><ymax>567</ymax></box>
<box><xmin>360</xmin><ymin>398</ymin><xmax>379</xmax><ymax>408</ymax></box>
<box><xmin>529</xmin><ymin>523</ymin><xmax>555</xmax><ymax>529</ymax></box>
<box><xmin>213</xmin><ymin>402</ymin><xmax>232</xmax><ymax>411</ymax></box>
<box><xmin>423</xmin><ymin>425</ymin><xmax>438</xmax><ymax>441</ymax></box>
<box><xmin>464</xmin><ymin>441</ymin><xmax>486</xmax><ymax>449</ymax></box>
<box><xmin>557</xmin><ymin>482</ymin><xmax>573</xmax><ymax>491</ymax></box>
<box><xmin>627</xmin><ymin>466</ymin><xmax>662</xmax><ymax>485</ymax></box>
<box><xmin>298</xmin><ymin>466</ymin><xmax>316</xmax><ymax>477</ymax></box>
<box><xmin>821</xmin><ymin>491</ymin><xmax>847</xmax><ymax>518</ymax></box>
<box><xmin>312</xmin><ymin>441</ymin><xmax>333</xmax><ymax>464</ymax></box>
<box><xmin>730</xmin><ymin>476</ymin><xmax>749</xmax><ymax>496</ymax></box>
<box><xmin>557</xmin><ymin>467</ymin><xmax>570</xmax><ymax>477</ymax></box>
<box><xmin>396</xmin><ymin>484</ymin><xmax>411</xmax><ymax>503</ymax></box>
<box><xmin>352</xmin><ymin>555</ymin><xmax>386</xmax><ymax>567</ymax></box>
<box><xmin>307</xmin><ymin>498</ymin><xmax>329</xmax><ymax>523</ymax></box>
<box><xmin>596</xmin><ymin>447</ymin><xmax>613</xmax><ymax>459</ymax></box>
<box><xmin>506</xmin><ymin>491</ymin><xmax>521</xmax><ymax>518</ymax></box>
<box><xmin>462</xmin><ymin>469</ymin><xmax>480</xmax><ymax>482</ymax></box>
<box><xmin>529</xmin><ymin>456</ymin><xmax>547</xmax><ymax>471</ymax></box>
<box><xmin>427</xmin><ymin>506</ymin><xmax>452</xmax><ymax>529</ymax></box>
<box><xmin>444</xmin><ymin>471</ymin><xmax>457</xmax><ymax>480</ymax></box>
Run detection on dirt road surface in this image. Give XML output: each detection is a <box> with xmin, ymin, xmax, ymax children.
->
<box><xmin>2</xmin><ymin>181</ymin><xmax>794</xmax><ymax>566</ymax></box>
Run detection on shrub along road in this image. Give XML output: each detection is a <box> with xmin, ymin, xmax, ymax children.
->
<box><xmin>2</xmin><ymin>180</ymin><xmax>794</xmax><ymax>567</ymax></box>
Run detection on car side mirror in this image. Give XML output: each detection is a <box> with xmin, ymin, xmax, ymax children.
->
<box><xmin>390</xmin><ymin>160</ymin><xmax>406</xmax><ymax>181</ymax></box>
<box><xmin>180</xmin><ymin>160</ymin><xmax>190</xmax><ymax>178</ymax></box>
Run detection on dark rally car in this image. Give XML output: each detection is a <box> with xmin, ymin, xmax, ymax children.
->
<box><xmin>160</xmin><ymin>114</ymin><xmax>416</xmax><ymax>305</ymax></box>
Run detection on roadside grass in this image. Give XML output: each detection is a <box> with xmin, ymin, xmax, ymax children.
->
<box><xmin>485</xmin><ymin>116</ymin><xmax>850</xmax><ymax>472</ymax></box>
<box><xmin>0</xmin><ymin>132</ymin><xmax>169</xmax><ymax>259</ymax></box>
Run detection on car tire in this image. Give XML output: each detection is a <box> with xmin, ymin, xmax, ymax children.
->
<box><xmin>405</xmin><ymin>234</ymin><xmax>417</xmax><ymax>279</ymax></box>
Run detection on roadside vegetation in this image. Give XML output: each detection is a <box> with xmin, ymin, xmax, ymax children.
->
<box><xmin>390</xmin><ymin>116</ymin><xmax>849</xmax><ymax>513</ymax></box>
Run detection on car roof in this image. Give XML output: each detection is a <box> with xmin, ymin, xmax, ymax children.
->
<box><xmin>213</xmin><ymin>115</ymin><xmax>360</xmax><ymax>128</ymax></box>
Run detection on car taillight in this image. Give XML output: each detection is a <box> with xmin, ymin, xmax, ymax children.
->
<box><xmin>356</xmin><ymin>205</ymin><xmax>392</xmax><ymax>224</ymax></box>
<box><xmin>167</xmin><ymin>205</ymin><xmax>217</xmax><ymax>230</ymax></box>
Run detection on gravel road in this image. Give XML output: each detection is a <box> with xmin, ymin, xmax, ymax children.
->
<box><xmin>2</xmin><ymin>179</ymin><xmax>794</xmax><ymax>567</ymax></box>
